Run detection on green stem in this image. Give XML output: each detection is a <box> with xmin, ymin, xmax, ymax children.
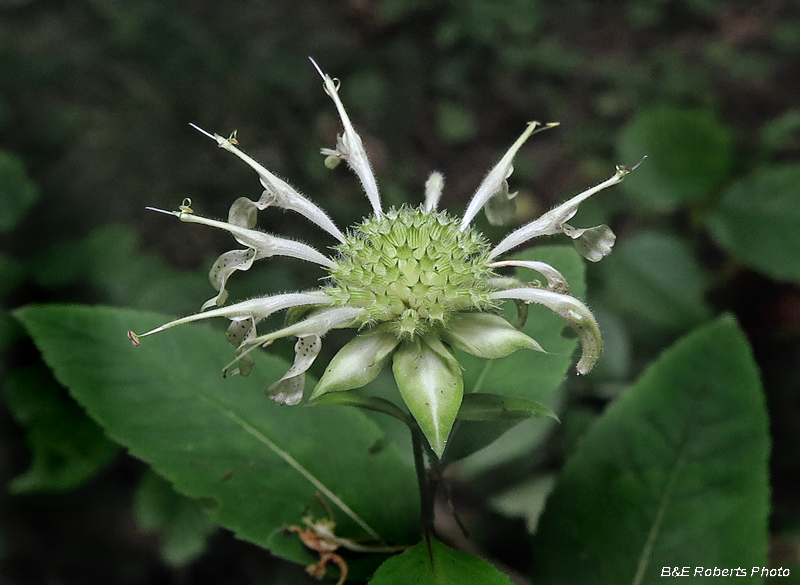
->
<box><xmin>411</xmin><ymin>425</ymin><xmax>434</xmax><ymax>541</ymax></box>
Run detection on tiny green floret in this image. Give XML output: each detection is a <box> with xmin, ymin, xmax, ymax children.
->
<box><xmin>326</xmin><ymin>206</ymin><xmax>495</xmax><ymax>338</ymax></box>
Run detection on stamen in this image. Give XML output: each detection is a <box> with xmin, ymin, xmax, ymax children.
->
<box><xmin>145</xmin><ymin>206</ymin><xmax>177</xmax><ymax>217</ymax></box>
<box><xmin>188</xmin><ymin>122</ymin><xmax>217</xmax><ymax>141</ymax></box>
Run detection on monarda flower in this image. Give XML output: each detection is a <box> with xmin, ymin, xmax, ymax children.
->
<box><xmin>128</xmin><ymin>60</ymin><xmax>636</xmax><ymax>457</ymax></box>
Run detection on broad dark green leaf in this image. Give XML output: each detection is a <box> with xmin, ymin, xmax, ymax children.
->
<box><xmin>0</xmin><ymin>150</ymin><xmax>39</xmax><ymax>233</ymax></box>
<box><xmin>599</xmin><ymin>231</ymin><xmax>712</xmax><ymax>330</ymax></box>
<box><xmin>17</xmin><ymin>305</ymin><xmax>419</xmax><ymax>570</ymax></box>
<box><xmin>134</xmin><ymin>470</ymin><xmax>217</xmax><ymax>567</ymax></box>
<box><xmin>530</xmin><ymin>315</ymin><xmax>769</xmax><ymax>585</ymax></box>
<box><xmin>369</xmin><ymin>537</ymin><xmax>513</xmax><ymax>585</ymax></box>
<box><xmin>618</xmin><ymin>107</ymin><xmax>733</xmax><ymax>212</ymax></box>
<box><xmin>707</xmin><ymin>165</ymin><xmax>800</xmax><ymax>283</ymax></box>
<box><xmin>3</xmin><ymin>365</ymin><xmax>119</xmax><ymax>493</ymax></box>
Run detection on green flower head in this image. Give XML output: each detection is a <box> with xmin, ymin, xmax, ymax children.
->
<box><xmin>129</xmin><ymin>59</ymin><xmax>636</xmax><ymax>457</ymax></box>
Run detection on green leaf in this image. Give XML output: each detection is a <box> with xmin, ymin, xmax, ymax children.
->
<box><xmin>599</xmin><ymin>230</ymin><xmax>712</xmax><ymax>330</ymax></box>
<box><xmin>618</xmin><ymin>107</ymin><xmax>733</xmax><ymax>212</ymax></box>
<box><xmin>458</xmin><ymin>393</ymin><xmax>558</xmax><ymax>422</ymax></box>
<box><xmin>707</xmin><ymin>165</ymin><xmax>800</xmax><ymax>283</ymax></box>
<box><xmin>3</xmin><ymin>365</ymin><xmax>119</xmax><ymax>493</ymax></box>
<box><xmin>444</xmin><ymin>394</ymin><xmax>559</xmax><ymax>464</ymax></box>
<box><xmin>369</xmin><ymin>537</ymin><xmax>513</xmax><ymax>585</ymax></box>
<box><xmin>134</xmin><ymin>470</ymin><xmax>217</xmax><ymax>567</ymax></box>
<box><xmin>530</xmin><ymin>315</ymin><xmax>769</xmax><ymax>584</ymax></box>
<box><xmin>16</xmin><ymin>305</ymin><xmax>419</xmax><ymax>570</ymax></box>
<box><xmin>0</xmin><ymin>150</ymin><xmax>39</xmax><ymax>233</ymax></box>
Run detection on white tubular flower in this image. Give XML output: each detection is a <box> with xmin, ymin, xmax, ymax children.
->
<box><xmin>189</xmin><ymin>124</ymin><xmax>345</xmax><ymax>243</ymax></box>
<box><xmin>460</xmin><ymin>121</ymin><xmax>559</xmax><ymax>230</ymax></box>
<box><xmin>488</xmin><ymin>159</ymin><xmax>645</xmax><ymax>260</ymax></box>
<box><xmin>310</xmin><ymin>58</ymin><xmax>382</xmax><ymax>217</ymax></box>
<box><xmin>131</xmin><ymin>61</ymin><xmax>638</xmax><ymax>458</ymax></box>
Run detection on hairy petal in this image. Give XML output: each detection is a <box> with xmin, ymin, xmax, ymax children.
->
<box><xmin>310</xmin><ymin>58</ymin><xmax>382</xmax><ymax>216</ymax></box>
<box><xmin>266</xmin><ymin>335</ymin><xmax>322</xmax><ymax>405</ymax></box>
<box><xmin>489</xmin><ymin>259</ymin><xmax>570</xmax><ymax>294</ymax></box>
<box><xmin>460</xmin><ymin>122</ymin><xmax>557</xmax><ymax>230</ymax></box>
<box><xmin>176</xmin><ymin>211</ymin><xmax>333</xmax><ymax>268</ymax></box>
<box><xmin>489</xmin><ymin>288</ymin><xmax>602</xmax><ymax>375</ymax></box>
<box><xmin>489</xmin><ymin>165</ymin><xmax>631</xmax><ymax>260</ymax></box>
<box><xmin>424</xmin><ymin>172</ymin><xmax>445</xmax><ymax>212</ymax></box>
<box><xmin>190</xmin><ymin>124</ymin><xmax>345</xmax><ymax>242</ymax></box>
<box><xmin>128</xmin><ymin>292</ymin><xmax>332</xmax><ymax>343</ymax></box>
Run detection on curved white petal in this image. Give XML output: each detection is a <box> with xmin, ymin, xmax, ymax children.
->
<box><xmin>176</xmin><ymin>211</ymin><xmax>334</xmax><ymax>268</ymax></box>
<box><xmin>460</xmin><ymin>122</ymin><xmax>557</xmax><ymax>230</ymax></box>
<box><xmin>489</xmin><ymin>287</ymin><xmax>602</xmax><ymax>375</ymax></box>
<box><xmin>489</xmin><ymin>260</ymin><xmax>570</xmax><ymax>294</ymax></box>
<box><xmin>489</xmin><ymin>165</ymin><xmax>631</xmax><ymax>260</ymax></box>
<box><xmin>266</xmin><ymin>335</ymin><xmax>322</xmax><ymax>405</ymax></box>
<box><xmin>128</xmin><ymin>292</ymin><xmax>332</xmax><ymax>342</ymax></box>
<box><xmin>310</xmin><ymin>58</ymin><xmax>382</xmax><ymax>216</ymax></box>
<box><xmin>190</xmin><ymin>124</ymin><xmax>345</xmax><ymax>242</ymax></box>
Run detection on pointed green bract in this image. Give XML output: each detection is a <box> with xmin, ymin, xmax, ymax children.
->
<box><xmin>392</xmin><ymin>334</ymin><xmax>464</xmax><ymax>458</ymax></box>
<box><xmin>530</xmin><ymin>316</ymin><xmax>769</xmax><ymax>584</ymax></box>
<box><xmin>439</xmin><ymin>312</ymin><xmax>543</xmax><ymax>359</ymax></box>
<box><xmin>312</xmin><ymin>324</ymin><xmax>400</xmax><ymax>397</ymax></box>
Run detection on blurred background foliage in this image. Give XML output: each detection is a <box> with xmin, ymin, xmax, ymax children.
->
<box><xmin>1</xmin><ymin>0</ymin><xmax>799</xmax><ymax>583</ymax></box>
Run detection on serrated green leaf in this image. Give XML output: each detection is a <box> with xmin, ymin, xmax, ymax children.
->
<box><xmin>600</xmin><ymin>230</ymin><xmax>712</xmax><ymax>330</ymax></box>
<box><xmin>16</xmin><ymin>305</ymin><xmax>419</xmax><ymax>571</ymax></box>
<box><xmin>0</xmin><ymin>150</ymin><xmax>39</xmax><ymax>233</ymax></box>
<box><xmin>3</xmin><ymin>365</ymin><xmax>119</xmax><ymax>493</ymax></box>
<box><xmin>707</xmin><ymin>165</ymin><xmax>800</xmax><ymax>283</ymax></box>
<box><xmin>134</xmin><ymin>470</ymin><xmax>217</xmax><ymax>567</ymax></box>
<box><xmin>369</xmin><ymin>537</ymin><xmax>513</xmax><ymax>585</ymax></box>
<box><xmin>530</xmin><ymin>315</ymin><xmax>769</xmax><ymax>584</ymax></box>
<box><xmin>618</xmin><ymin>107</ymin><xmax>733</xmax><ymax>212</ymax></box>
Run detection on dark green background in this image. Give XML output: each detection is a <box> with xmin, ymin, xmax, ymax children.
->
<box><xmin>2</xmin><ymin>1</ymin><xmax>799</xmax><ymax>583</ymax></box>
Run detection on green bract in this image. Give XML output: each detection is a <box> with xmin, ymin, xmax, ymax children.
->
<box><xmin>129</xmin><ymin>59</ymin><xmax>633</xmax><ymax>457</ymax></box>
